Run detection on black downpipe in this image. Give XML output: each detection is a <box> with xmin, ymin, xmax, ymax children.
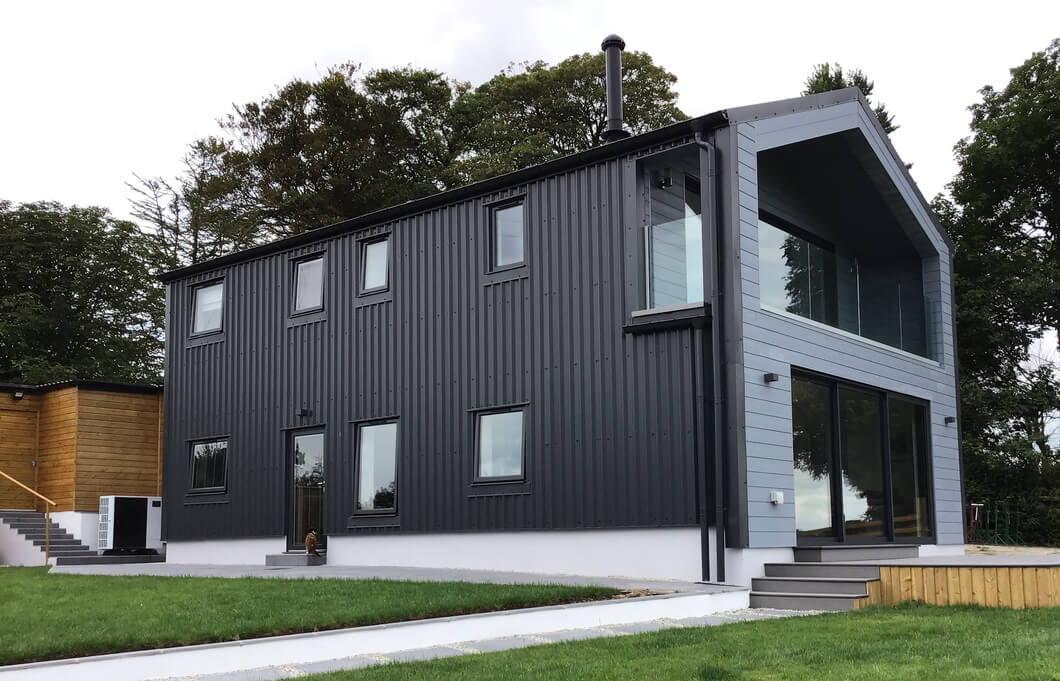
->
<box><xmin>696</xmin><ymin>132</ymin><xmax>726</xmax><ymax>582</ymax></box>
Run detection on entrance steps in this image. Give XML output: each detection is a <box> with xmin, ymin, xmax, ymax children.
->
<box><xmin>266</xmin><ymin>551</ymin><xmax>327</xmax><ymax>567</ymax></box>
<box><xmin>750</xmin><ymin>545</ymin><xmax>915</xmax><ymax>611</ymax></box>
<box><xmin>0</xmin><ymin>510</ymin><xmax>163</xmax><ymax>566</ymax></box>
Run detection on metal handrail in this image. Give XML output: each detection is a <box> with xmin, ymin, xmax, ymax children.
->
<box><xmin>0</xmin><ymin>470</ymin><xmax>57</xmax><ymax>565</ymax></box>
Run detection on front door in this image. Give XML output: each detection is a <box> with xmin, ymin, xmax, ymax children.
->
<box><xmin>289</xmin><ymin>430</ymin><xmax>325</xmax><ymax>550</ymax></box>
<box><xmin>792</xmin><ymin>372</ymin><xmax>933</xmax><ymax>543</ymax></box>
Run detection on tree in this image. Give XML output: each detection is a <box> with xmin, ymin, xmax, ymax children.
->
<box><xmin>939</xmin><ymin>39</ymin><xmax>1060</xmax><ymax>544</ymax></box>
<box><xmin>0</xmin><ymin>201</ymin><xmax>163</xmax><ymax>384</ymax></box>
<box><xmin>803</xmin><ymin>63</ymin><xmax>897</xmax><ymax>133</ymax></box>
<box><xmin>454</xmin><ymin>51</ymin><xmax>685</xmax><ymax>180</ymax></box>
<box><xmin>138</xmin><ymin>52</ymin><xmax>685</xmax><ymax>244</ymax></box>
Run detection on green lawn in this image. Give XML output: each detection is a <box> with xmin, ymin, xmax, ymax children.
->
<box><xmin>0</xmin><ymin>567</ymin><xmax>617</xmax><ymax>664</ymax></box>
<box><xmin>310</xmin><ymin>603</ymin><xmax>1060</xmax><ymax>681</ymax></box>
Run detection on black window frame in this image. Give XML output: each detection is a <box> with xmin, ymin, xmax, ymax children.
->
<box><xmin>187</xmin><ymin>437</ymin><xmax>228</xmax><ymax>495</ymax></box>
<box><xmin>472</xmin><ymin>405</ymin><xmax>527</xmax><ymax>484</ymax></box>
<box><xmin>352</xmin><ymin>418</ymin><xmax>399</xmax><ymax>516</ymax></box>
<box><xmin>189</xmin><ymin>279</ymin><xmax>225</xmax><ymax>337</ymax></box>
<box><xmin>791</xmin><ymin>368</ymin><xmax>935</xmax><ymax>545</ymax></box>
<box><xmin>358</xmin><ymin>234</ymin><xmax>391</xmax><ymax>296</ymax></box>
<box><xmin>290</xmin><ymin>252</ymin><xmax>326</xmax><ymax>316</ymax></box>
<box><xmin>488</xmin><ymin>198</ymin><xmax>527</xmax><ymax>273</ymax></box>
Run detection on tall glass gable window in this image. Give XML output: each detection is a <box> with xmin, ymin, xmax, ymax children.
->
<box><xmin>356</xmin><ymin>421</ymin><xmax>397</xmax><ymax>513</ymax></box>
<box><xmin>191</xmin><ymin>281</ymin><xmax>224</xmax><ymax>335</ymax></box>
<box><xmin>293</xmin><ymin>256</ymin><xmax>324</xmax><ymax>313</ymax></box>
<box><xmin>758</xmin><ymin>216</ymin><xmax>928</xmax><ymax>357</ymax></box>
<box><xmin>646</xmin><ymin>173</ymin><xmax>703</xmax><ymax>308</ymax></box>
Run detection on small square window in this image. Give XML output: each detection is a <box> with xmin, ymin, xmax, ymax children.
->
<box><xmin>293</xmin><ymin>256</ymin><xmax>324</xmax><ymax>313</ymax></box>
<box><xmin>477</xmin><ymin>409</ymin><xmax>524</xmax><ymax>480</ymax></box>
<box><xmin>361</xmin><ymin>238</ymin><xmax>389</xmax><ymax>293</ymax></box>
<box><xmin>190</xmin><ymin>439</ymin><xmax>227</xmax><ymax>491</ymax></box>
<box><xmin>492</xmin><ymin>203</ymin><xmax>525</xmax><ymax>269</ymax></box>
<box><xmin>356</xmin><ymin>421</ymin><xmax>398</xmax><ymax>512</ymax></box>
<box><xmin>192</xmin><ymin>282</ymin><xmax>224</xmax><ymax>334</ymax></box>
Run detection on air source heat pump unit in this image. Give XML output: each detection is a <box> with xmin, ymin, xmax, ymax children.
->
<box><xmin>98</xmin><ymin>496</ymin><xmax>162</xmax><ymax>552</ymax></box>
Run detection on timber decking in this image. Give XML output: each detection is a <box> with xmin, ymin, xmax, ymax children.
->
<box><xmin>854</xmin><ymin>564</ymin><xmax>1060</xmax><ymax>609</ymax></box>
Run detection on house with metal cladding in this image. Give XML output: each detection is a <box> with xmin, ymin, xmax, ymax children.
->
<box><xmin>158</xmin><ymin>37</ymin><xmax>964</xmax><ymax>586</ymax></box>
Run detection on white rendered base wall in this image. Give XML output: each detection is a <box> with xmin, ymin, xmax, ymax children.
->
<box><xmin>0</xmin><ymin>520</ymin><xmax>47</xmax><ymax>566</ymax></box>
<box><xmin>51</xmin><ymin>511</ymin><xmax>100</xmax><ymax>551</ymax></box>
<box><xmin>327</xmin><ymin>528</ymin><xmax>704</xmax><ymax>582</ymax></box>
<box><xmin>165</xmin><ymin>537</ymin><xmax>286</xmax><ymax>565</ymax></box>
<box><xmin>918</xmin><ymin>543</ymin><xmax>967</xmax><ymax>557</ymax></box>
<box><xmin>723</xmin><ymin>546</ymin><xmax>795</xmax><ymax>586</ymax></box>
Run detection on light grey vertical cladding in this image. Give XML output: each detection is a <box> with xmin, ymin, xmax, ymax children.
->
<box><xmin>734</xmin><ymin>114</ymin><xmax>963</xmax><ymax>549</ymax></box>
<box><xmin>163</xmin><ymin>143</ymin><xmax>706</xmax><ymax>542</ymax></box>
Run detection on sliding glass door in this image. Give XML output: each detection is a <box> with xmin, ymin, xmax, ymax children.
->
<box><xmin>792</xmin><ymin>372</ymin><xmax>933</xmax><ymax>543</ymax></box>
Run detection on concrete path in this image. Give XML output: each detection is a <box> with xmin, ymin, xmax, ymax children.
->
<box><xmin>50</xmin><ymin>562</ymin><xmax>739</xmax><ymax>594</ymax></box>
<box><xmin>162</xmin><ymin>607</ymin><xmax>812</xmax><ymax>681</ymax></box>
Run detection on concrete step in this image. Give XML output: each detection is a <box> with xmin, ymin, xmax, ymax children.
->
<box><xmin>265</xmin><ymin>552</ymin><xmax>326</xmax><ymax>567</ymax></box>
<box><xmin>752</xmin><ymin>576</ymin><xmax>877</xmax><ymax>596</ymax></box>
<box><xmin>764</xmin><ymin>563</ymin><xmax>882</xmax><ymax>579</ymax></box>
<box><xmin>749</xmin><ymin>591</ymin><xmax>865</xmax><ymax>611</ymax></box>
<box><xmin>10</xmin><ymin>522</ymin><xmax>63</xmax><ymax>531</ymax></box>
<box><xmin>793</xmin><ymin>544</ymin><xmax>919</xmax><ymax>562</ymax></box>
<box><xmin>44</xmin><ymin>548</ymin><xmax>94</xmax><ymax>556</ymax></box>
<box><xmin>53</xmin><ymin>554</ymin><xmax>165</xmax><ymax>566</ymax></box>
<box><xmin>30</xmin><ymin>538</ymin><xmax>84</xmax><ymax>547</ymax></box>
<box><xmin>19</xmin><ymin>532</ymin><xmax>74</xmax><ymax>541</ymax></box>
<box><xmin>0</xmin><ymin>510</ymin><xmax>44</xmax><ymax>518</ymax></box>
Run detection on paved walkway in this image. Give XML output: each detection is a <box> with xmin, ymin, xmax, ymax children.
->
<box><xmin>51</xmin><ymin>562</ymin><xmax>737</xmax><ymax>594</ymax></box>
<box><xmin>160</xmin><ymin>607</ymin><xmax>811</xmax><ymax>681</ymax></box>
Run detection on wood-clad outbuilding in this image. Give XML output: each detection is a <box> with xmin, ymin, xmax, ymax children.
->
<box><xmin>0</xmin><ymin>381</ymin><xmax>162</xmax><ymax>512</ymax></box>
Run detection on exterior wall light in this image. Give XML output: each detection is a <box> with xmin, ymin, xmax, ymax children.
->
<box><xmin>763</xmin><ymin>373</ymin><xmax>779</xmax><ymax>384</ymax></box>
<box><xmin>945</xmin><ymin>416</ymin><xmax>956</xmax><ymax>425</ymax></box>
<box><xmin>11</xmin><ymin>391</ymin><xmax>24</xmax><ymax>400</ymax></box>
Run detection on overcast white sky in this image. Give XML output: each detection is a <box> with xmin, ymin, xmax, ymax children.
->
<box><xmin>2</xmin><ymin>0</ymin><xmax>1057</xmax><ymax>221</ymax></box>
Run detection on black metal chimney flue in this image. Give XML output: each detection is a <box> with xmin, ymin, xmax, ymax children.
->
<box><xmin>601</xmin><ymin>34</ymin><xmax>630</xmax><ymax>143</ymax></box>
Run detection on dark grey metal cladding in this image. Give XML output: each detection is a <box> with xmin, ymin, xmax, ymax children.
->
<box><xmin>162</xmin><ymin>138</ymin><xmax>713</xmax><ymax>542</ymax></box>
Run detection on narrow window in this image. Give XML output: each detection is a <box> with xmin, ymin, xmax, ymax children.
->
<box><xmin>192</xmin><ymin>282</ymin><xmax>224</xmax><ymax>334</ymax></box>
<box><xmin>356</xmin><ymin>422</ymin><xmax>397</xmax><ymax>512</ymax></box>
<box><xmin>493</xmin><ymin>202</ymin><xmax>524</xmax><ymax>269</ymax></box>
<box><xmin>646</xmin><ymin>174</ymin><xmax>702</xmax><ymax>308</ymax></box>
<box><xmin>293</xmin><ymin>256</ymin><xmax>324</xmax><ymax>313</ymax></box>
<box><xmin>477</xmin><ymin>409</ymin><xmax>524</xmax><ymax>480</ymax></box>
<box><xmin>361</xmin><ymin>238</ymin><xmax>389</xmax><ymax>292</ymax></box>
<box><xmin>190</xmin><ymin>439</ymin><xmax>227</xmax><ymax>491</ymax></box>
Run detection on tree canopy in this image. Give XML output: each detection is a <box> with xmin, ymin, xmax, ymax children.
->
<box><xmin>803</xmin><ymin>62</ymin><xmax>897</xmax><ymax>133</ymax></box>
<box><xmin>0</xmin><ymin>201</ymin><xmax>162</xmax><ymax>384</ymax></box>
<box><xmin>133</xmin><ymin>52</ymin><xmax>685</xmax><ymax>257</ymax></box>
<box><xmin>938</xmin><ymin>39</ymin><xmax>1060</xmax><ymax>544</ymax></box>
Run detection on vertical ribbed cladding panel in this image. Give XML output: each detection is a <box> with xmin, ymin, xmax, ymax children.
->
<box><xmin>163</xmin><ymin>137</ymin><xmax>708</xmax><ymax>543</ymax></box>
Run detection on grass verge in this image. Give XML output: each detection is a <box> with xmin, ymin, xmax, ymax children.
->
<box><xmin>0</xmin><ymin>567</ymin><xmax>618</xmax><ymax>665</ymax></box>
<box><xmin>309</xmin><ymin>602</ymin><xmax>1060</xmax><ymax>681</ymax></box>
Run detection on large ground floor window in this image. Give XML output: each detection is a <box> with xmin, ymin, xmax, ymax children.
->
<box><xmin>792</xmin><ymin>371</ymin><xmax>933</xmax><ymax>542</ymax></box>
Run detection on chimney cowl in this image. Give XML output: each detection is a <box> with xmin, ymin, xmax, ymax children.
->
<box><xmin>601</xmin><ymin>33</ymin><xmax>630</xmax><ymax>143</ymax></box>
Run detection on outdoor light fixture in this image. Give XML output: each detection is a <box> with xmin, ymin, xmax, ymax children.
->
<box><xmin>297</xmin><ymin>408</ymin><xmax>311</xmax><ymax>417</ymax></box>
<box><xmin>763</xmin><ymin>373</ymin><xmax>779</xmax><ymax>384</ymax></box>
<box><xmin>11</xmin><ymin>391</ymin><xmax>24</xmax><ymax>400</ymax></box>
<box><xmin>945</xmin><ymin>416</ymin><xmax>956</xmax><ymax>425</ymax></box>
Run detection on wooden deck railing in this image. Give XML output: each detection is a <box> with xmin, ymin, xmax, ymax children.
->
<box><xmin>0</xmin><ymin>469</ymin><xmax>57</xmax><ymax>564</ymax></box>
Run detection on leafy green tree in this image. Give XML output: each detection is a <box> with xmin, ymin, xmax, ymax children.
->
<box><xmin>803</xmin><ymin>63</ymin><xmax>897</xmax><ymax>133</ymax></box>
<box><xmin>939</xmin><ymin>39</ymin><xmax>1060</xmax><ymax>544</ymax></box>
<box><xmin>140</xmin><ymin>52</ymin><xmax>685</xmax><ymax>243</ymax></box>
<box><xmin>454</xmin><ymin>51</ymin><xmax>685</xmax><ymax>180</ymax></box>
<box><xmin>0</xmin><ymin>201</ymin><xmax>162</xmax><ymax>384</ymax></box>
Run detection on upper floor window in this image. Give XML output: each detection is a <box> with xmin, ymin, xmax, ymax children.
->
<box><xmin>361</xmin><ymin>237</ymin><xmax>389</xmax><ymax>293</ymax></box>
<box><xmin>492</xmin><ymin>202</ymin><xmax>525</xmax><ymax>269</ymax></box>
<box><xmin>191</xmin><ymin>281</ymin><xmax>224</xmax><ymax>334</ymax></box>
<box><xmin>476</xmin><ymin>408</ymin><xmax>524</xmax><ymax>481</ymax></box>
<box><xmin>758</xmin><ymin>215</ymin><xmax>928</xmax><ymax>357</ymax></box>
<box><xmin>190</xmin><ymin>439</ymin><xmax>227</xmax><ymax>492</ymax></box>
<box><xmin>646</xmin><ymin>173</ymin><xmax>703</xmax><ymax>308</ymax></box>
<box><xmin>293</xmin><ymin>256</ymin><xmax>324</xmax><ymax>313</ymax></box>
